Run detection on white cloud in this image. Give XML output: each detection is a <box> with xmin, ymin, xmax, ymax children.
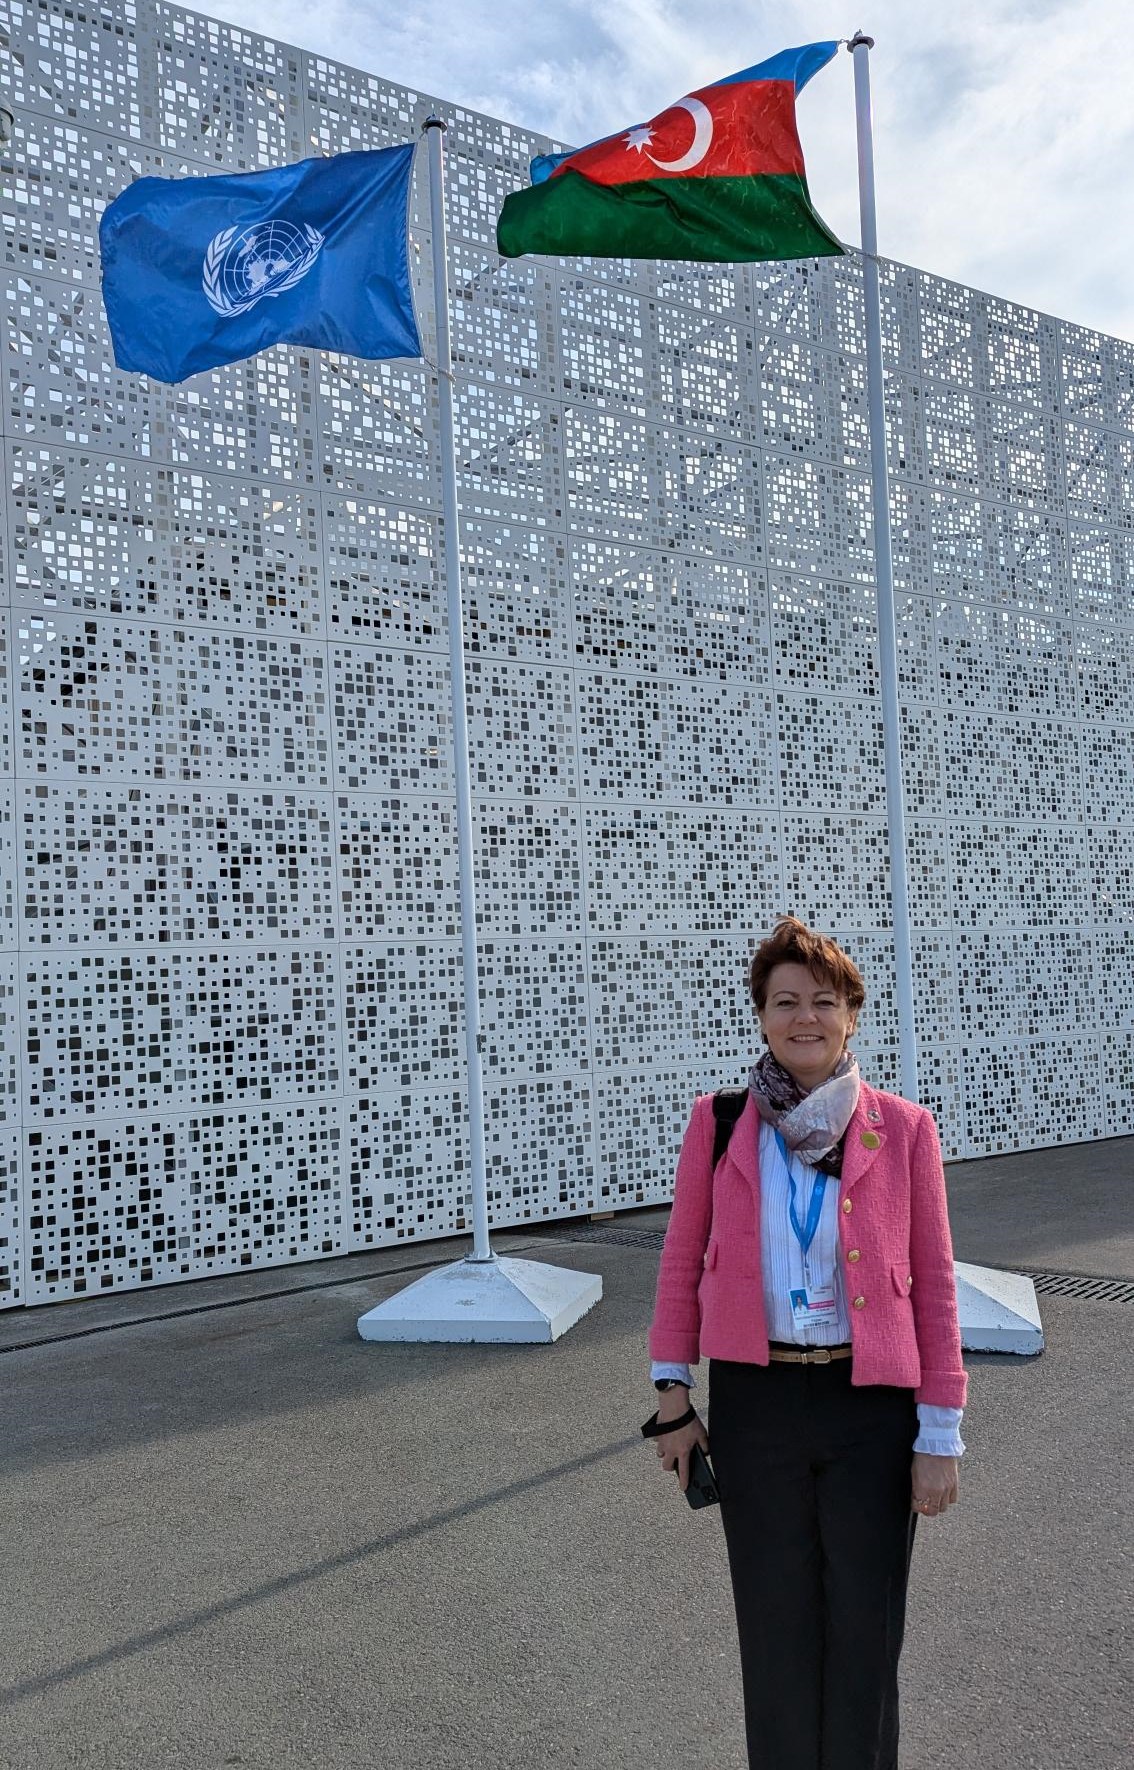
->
<box><xmin>196</xmin><ymin>0</ymin><xmax>1134</xmax><ymax>340</ymax></box>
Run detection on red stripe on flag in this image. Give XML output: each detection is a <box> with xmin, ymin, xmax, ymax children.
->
<box><xmin>551</xmin><ymin>79</ymin><xmax>805</xmax><ymax>188</ymax></box>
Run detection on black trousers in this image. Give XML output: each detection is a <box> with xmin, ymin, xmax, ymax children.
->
<box><xmin>709</xmin><ymin>1357</ymin><xmax>918</xmax><ymax>1770</ymax></box>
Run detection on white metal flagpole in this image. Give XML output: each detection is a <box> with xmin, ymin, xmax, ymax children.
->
<box><xmin>845</xmin><ymin>38</ymin><xmax>1044</xmax><ymax>1351</ymax></box>
<box><xmin>423</xmin><ymin>113</ymin><xmax>493</xmax><ymax>1265</ymax></box>
<box><xmin>356</xmin><ymin>115</ymin><xmax>602</xmax><ymax>1341</ymax></box>
<box><xmin>847</xmin><ymin>33</ymin><xmax>919</xmax><ymax>1103</ymax></box>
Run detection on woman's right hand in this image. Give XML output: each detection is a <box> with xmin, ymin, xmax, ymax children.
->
<box><xmin>653</xmin><ymin>1388</ymin><xmax>711</xmax><ymax>1490</ymax></box>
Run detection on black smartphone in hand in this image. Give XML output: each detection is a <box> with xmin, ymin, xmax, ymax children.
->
<box><xmin>683</xmin><ymin>1441</ymin><xmax>720</xmax><ymax>1509</ymax></box>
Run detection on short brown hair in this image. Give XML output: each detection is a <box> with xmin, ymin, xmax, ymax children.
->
<box><xmin>749</xmin><ymin>916</ymin><xmax>866</xmax><ymax>1014</ymax></box>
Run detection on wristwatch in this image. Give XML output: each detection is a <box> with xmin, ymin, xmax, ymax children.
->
<box><xmin>653</xmin><ymin>1377</ymin><xmax>689</xmax><ymax>1393</ymax></box>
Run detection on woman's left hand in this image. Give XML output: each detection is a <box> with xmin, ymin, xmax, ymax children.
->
<box><xmin>910</xmin><ymin>1452</ymin><xmax>959</xmax><ymax>1518</ymax></box>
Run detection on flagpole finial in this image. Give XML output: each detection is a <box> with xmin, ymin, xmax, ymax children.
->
<box><xmin>847</xmin><ymin>32</ymin><xmax>874</xmax><ymax>51</ymax></box>
<box><xmin>422</xmin><ymin>114</ymin><xmax>447</xmax><ymax>134</ymax></box>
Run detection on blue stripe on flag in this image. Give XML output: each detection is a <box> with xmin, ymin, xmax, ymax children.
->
<box><xmin>715</xmin><ymin>42</ymin><xmax>840</xmax><ymax>93</ymax></box>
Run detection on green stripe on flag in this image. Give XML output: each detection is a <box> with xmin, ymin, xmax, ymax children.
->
<box><xmin>497</xmin><ymin>170</ymin><xmax>843</xmax><ymax>263</ymax></box>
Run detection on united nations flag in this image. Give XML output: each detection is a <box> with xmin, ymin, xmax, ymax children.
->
<box><xmin>100</xmin><ymin>144</ymin><xmax>421</xmax><ymax>383</ymax></box>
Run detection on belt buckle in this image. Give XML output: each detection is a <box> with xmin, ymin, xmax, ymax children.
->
<box><xmin>808</xmin><ymin>1348</ymin><xmax>832</xmax><ymax>1365</ymax></box>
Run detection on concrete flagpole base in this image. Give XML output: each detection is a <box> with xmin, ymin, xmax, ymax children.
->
<box><xmin>955</xmin><ymin>1260</ymin><xmax>1044</xmax><ymax>1355</ymax></box>
<box><xmin>357</xmin><ymin>1254</ymin><xmax>602</xmax><ymax>1344</ymax></box>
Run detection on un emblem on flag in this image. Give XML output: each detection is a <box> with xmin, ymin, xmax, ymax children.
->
<box><xmin>202</xmin><ymin>219</ymin><xmax>325</xmax><ymax>317</ymax></box>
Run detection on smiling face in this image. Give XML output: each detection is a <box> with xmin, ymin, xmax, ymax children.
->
<box><xmin>758</xmin><ymin>961</ymin><xmax>858</xmax><ymax>1091</ymax></box>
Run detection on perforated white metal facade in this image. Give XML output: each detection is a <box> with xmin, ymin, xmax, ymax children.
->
<box><xmin>1</xmin><ymin>0</ymin><xmax>1131</xmax><ymax>1308</ymax></box>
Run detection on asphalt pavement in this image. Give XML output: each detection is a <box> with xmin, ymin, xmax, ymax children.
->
<box><xmin>0</xmin><ymin>1143</ymin><xmax>1130</xmax><ymax>1770</ymax></box>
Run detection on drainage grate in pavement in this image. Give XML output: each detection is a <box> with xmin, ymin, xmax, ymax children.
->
<box><xmin>565</xmin><ymin>1228</ymin><xmax>1134</xmax><ymax>1302</ymax></box>
<box><xmin>567</xmin><ymin>1226</ymin><xmax>666</xmax><ymax>1250</ymax></box>
<box><xmin>1024</xmin><ymin>1272</ymin><xmax>1134</xmax><ymax>1303</ymax></box>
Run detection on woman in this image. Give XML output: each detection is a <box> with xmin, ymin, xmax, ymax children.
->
<box><xmin>647</xmin><ymin>916</ymin><xmax>966</xmax><ymax>1770</ymax></box>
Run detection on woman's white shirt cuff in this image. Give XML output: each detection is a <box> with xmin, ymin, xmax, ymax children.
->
<box><xmin>650</xmin><ymin>1360</ymin><xmax>696</xmax><ymax>1389</ymax></box>
<box><xmin>914</xmin><ymin>1403</ymin><xmax>965</xmax><ymax>1457</ymax></box>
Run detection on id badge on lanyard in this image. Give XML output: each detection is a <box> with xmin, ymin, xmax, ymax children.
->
<box><xmin>776</xmin><ymin>1131</ymin><xmax>837</xmax><ymax>1324</ymax></box>
<box><xmin>790</xmin><ymin>1282</ymin><xmax>838</xmax><ymax>1324</ymax></box>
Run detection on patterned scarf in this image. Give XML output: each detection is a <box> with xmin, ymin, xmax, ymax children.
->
<box><xmin>747</xmin><ymin>1048</ymin><xmax>861</xmax><ymax>1179</ymax></box>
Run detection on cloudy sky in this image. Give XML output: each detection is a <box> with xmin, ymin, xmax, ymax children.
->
<box><xmin>204</xmin><ymin>0</ymin><xmax>1133</xmax><ymax>343</ymax></box>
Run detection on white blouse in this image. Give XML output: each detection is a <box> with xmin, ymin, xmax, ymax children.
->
<box><xmin>651</xmin><ymin>1118</ymin><xmax>965</xmax><ymax>1457</ymax></box>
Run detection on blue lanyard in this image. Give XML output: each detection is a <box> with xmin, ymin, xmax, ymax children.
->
<box><xmin>775</xmin><ymin>1131</ymin><xmax>827</xmax><ymax>1258</ymax></box>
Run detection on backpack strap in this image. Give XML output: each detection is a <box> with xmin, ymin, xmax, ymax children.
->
<box><xmin>711</xmin><ymin>1086</ymin><xmax>749</xmax><ymax>1173</ymax></box>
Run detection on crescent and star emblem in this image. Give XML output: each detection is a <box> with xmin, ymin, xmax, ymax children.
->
<box><xmin>623</xmin><ymin>98</ymin><xmax>714</xmax><ymax>173</ymax></box>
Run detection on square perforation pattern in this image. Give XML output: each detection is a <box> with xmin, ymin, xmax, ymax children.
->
<box><xmin>584</xmin><ymin>808</ymin><xmax>780</xmax><ymax>936</ymax></box>
<box><xmin>330</xmin><ymin>645</ymin><xmax>452</xmax><ymax>793</ymax></box>
<box><xmin>950</xmin><ymin>823</ymin><xmax>1089</xmax><ymax>928</ymax></box>
<box><xmin>345</xmin><ymin>1089</ymin><xmax>470</xmax><ymax>1245</ymax></box>
<box><xmin>588</xmin><ymin>937</ymin><xmax>754</xmax><ymax>1070</ymax></box>
<box><xmin>476</xmin><ymin>939</ymin><xmax>590</xmax><ymax>1080</ymax></box>
<box><xmin>593</xmin><ymin>1067</ymin><xmax>722</xmax><ymax>1209</ymax></box>
<box><xmin>304</xmin><ymin>58</ymin><xmax>425</xmax><ymax>163</ymax></box>
<box><xmin>23</xmin><ymin>1103</ymin><xmax>345</xmax><ymax>1302</ymax></box>
<box><xmin>1089</xmin><ymin>827</ymin><xmax>1134</xmax><ymax>924</ymax></box>
<box><xmin>324</xmin><ymin>495</ymin><xmax>445</xmax><ymax>649</ymax></box>
<box><xmin>658</xmin><ymin>429</ymin><xmax>763</xmax><ymax>561</ymax></box>
<box><xmin>763</xmin><ymin>455</ymin><xmax>874</xmax><ymax>582</ymax></box>
<box><xmin>0</xmin><ymin>783</ymin><xmax>17</xmax><ymax>947</ymax></box>
<box><xmin>465</xmin><ymin>659</ymin><xmax>577</xmax><ymax>800</ymax></box>
<box><xmin>456</xmin><ymin>383</ymin><xmax>564</xmax><ymax>527</ymax></box>
<box><xmin>771</xmin><ymin>575</ymin><xmax>878</xmax><ymax>696</ymax></box>
<box><xmin>934</xmin><ymin>713</ymin><xmax>1077</xmax><ymax>821</ymax></box>
<box><xmin>936</xmin><ymin>603</ymin><xmax>1073</xmax><ymax>716</ymax></box>
<box><xmin>563</xmin><ymin>410</ymin><xmax>657</xmax><ymax>545</ymax></box>
<box><xmin>0</xmin><ymin>1133</ymin><xmax>21</xmax><ymax>1304</ymax></box>
<box><xmin>340</xmin><ymin>944</ymin><xmax>464</xmax><ymax>1093</ymax></box>
<box><xmin>462</xmin><ymin>520</ymin><xmax>570</xmax><ymax>664</ymax></box>
<box><xmin>776</xmin><ymin>693</ymin><xmax>886</xmax><ymax>813</ymax></box>
<box><xmin>7</xmin><ymin>275</ymin><xmax>318</xmax><ymax>480</ymax></box>
<box><xmin>884</xmin><ymin>374</ymin><xmax>926</xmax><ymax>482</ymax></box>
<box><xmin>151</xmin><ymin>2</ymin><xmax>306</xmax><ymax>170</ymax></box>
<box><xmin>914</xmin><ymin>1047</ymin><xmax>966</xmax><ymax>1162</ymax></box>
<box><xmin>451</xmin><ymin>247</ymin><xmax>558</xmax><ymax>398</ymax></box>
<box><xmin>21</xmin><ymin>785</ymin><xmax>338</xmax><ymax>946</ymax></box>
<box><xmin>474</xmin><ymin>802</ymin><xmax>583</xmax><ymax>938</ymax></box>
<box><xmin>578</xmin><ymin>676</ymin><xmax>777</xmax><ymax>806</ymax></box>
<box><xmin>904</xmin><ymin>821</ymin><xmax>954</xmax><ymax>930</ymax></box>
<box><xmin>482</xmin><ymin>1076</ymin><xmax>595</xmax><ymax>1224</ymax></box>
<box><xmin>3</xmin><ymin>0</ymin><xmax>1134</xmax><ymax>1305</ymax></box>
<box><xmin>2</xmin><ymin>114</ymin><xmax>177</xmax><ymax>290</ymax></box>
<box><xmin>923</xmin><ymin>495</ymin><xmax>1069</xmax><ymax>615</ymax></box>
<box><xmin>18</xmin><ymin>616</ymin><xmax>330</xmax><ymax>785</ymax></box>
<box><xmin>9</xmin><ymin>448</ymin><xmax>324</xmax><ymax>632</ymax></box>
<box><xmin>659</xmin><ymin>303</ymin><xmax>755</xmax><ymax>440</ymax></box>
<box><xmin>0</xmin><ymin>616</ymin><xmax>12</xmax><ymax>782</ymax></box>
<box><xmin>317</xmin><ymin>357</ymin><xmax>438</xmax><ymax>501</ymax></box>
<box><xmin>0</xmin><ymin>958</ymin><xmax>20</xmax><ymax>1125</ymax></box>
<box><xmin>23</xmin><ymin>948</ymin><xmax>340</xmax><ymax>1122</ymax></box>
<box><xmin>955</xmin><ymin>930</ymin><xmax>1094</xmax><ymax>1039</ymax></box>
<box><xmin>1082</xmin><ymin>729</ymin><xmax>1134</xmax><ymax>826</ymax></box>
<box><xmin>338</xmin><ymin>796</ymin><xmax>459</xmax><ymax>941</ymax></box>
<box><xmin>559</xmin><ymin>281</ymin><xmax>652</xmax><ymax>417</ymax></box>
<box><xmin>962</xmin><ymin>1036</ymin><xmax>1103</xmax><ymax>1154</ymax></box>
<box><xmin>3</xmin><ymin>0</ymin><xmax>145</xmax><ymax>139</ymax></box>
<box><xmin>1070</xmin><ymin>523</ymin><xmax>1134</xmax><ymax>623</ymax></box>
<box><xmin>782</xmin><ymin>817</ymin><xmax>892</xmax><ymax>931</ymax></box>
<box><xmin>572</xmin><ymin>540</ymin><xmax>761</xmax><ymax>681</ymax></box>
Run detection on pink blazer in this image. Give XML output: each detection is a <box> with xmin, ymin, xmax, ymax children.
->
<box><xmin>649</xmin><ymin>1083</ymin><xmax>968</xmax><ymax>1409</ymax></box>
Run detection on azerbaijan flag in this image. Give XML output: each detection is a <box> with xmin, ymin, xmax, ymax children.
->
<box><xmin>497</xmin><ymin>42</ymin><xmax>843</xmax><ymax>264</ymax></box>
